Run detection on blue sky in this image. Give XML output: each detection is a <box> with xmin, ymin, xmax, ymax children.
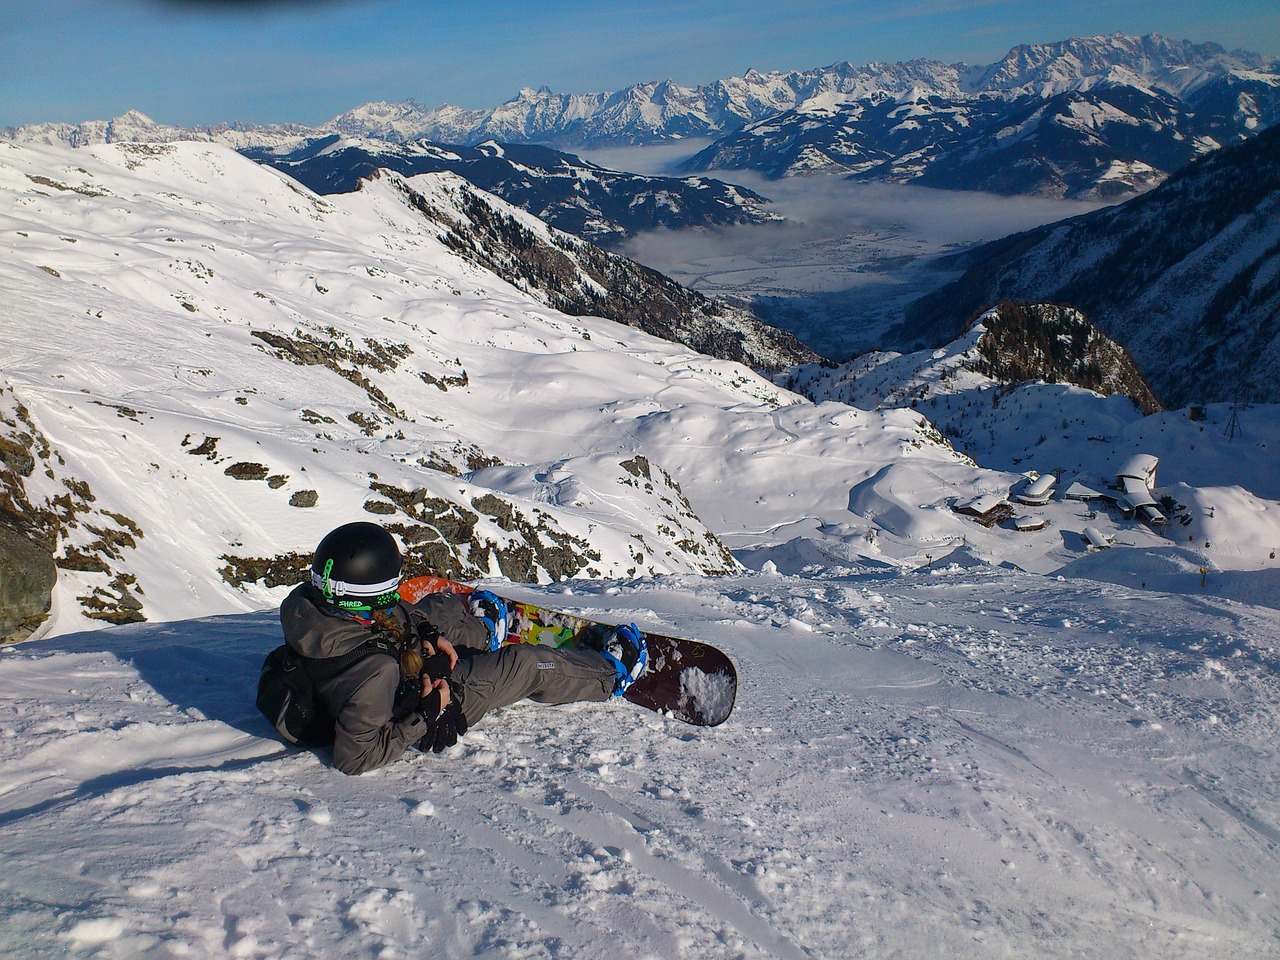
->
<box><xmin>2</xmin><ymin>0</ymin><xmax>1276</xmax><ymax>129</ymax></box>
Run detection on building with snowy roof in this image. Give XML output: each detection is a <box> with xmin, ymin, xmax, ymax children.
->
<box><xmin>954</xmin><ymin>493</ymin><xmax>1013</xmax><ymax>528</ymax></box>
<box><xmin>1083</xmin><ymin>526</ymin><xmax>1115</xmax><ymax>550</ymax></box>
<box><xmin>1063</xmin><ymin>481</ymin><xmax>1106</xmax><ymax>501</ymax></box>
<box><xmin>1016</xmin><ymin>473</ymin><xmax>1056</xmax><ymax>506</ymax></box>
<box><xmin>1116</xmin><ymin>454</ymin><xmax>1159</xmax><ymax>487</ymax></box>
<box><xmin>1114</xmin><ymin>454</ymin><xmax>1167</xmax><ymax>525</ymax></box>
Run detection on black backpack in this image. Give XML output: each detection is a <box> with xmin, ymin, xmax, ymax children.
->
<box><xmin>256</xmin><ymin>639</ymin><xmax>396</xmax><ymax>747</ymax></box>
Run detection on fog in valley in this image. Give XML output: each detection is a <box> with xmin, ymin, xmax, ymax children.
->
<box><xmin>581</xmin><ymin>141</ymin><xmax>1111</xmax><ymax>358</ymax></box>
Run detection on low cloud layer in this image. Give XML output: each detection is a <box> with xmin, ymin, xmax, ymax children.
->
<box><xmin>619</xmin><ymin>167</ymin><xmax>1106</xmax><ymax>283</ymax></box>
<box><xmin>579</xmin><ymin>143</ymin><xmax>1110</xmax><ymax>356</ymax></box>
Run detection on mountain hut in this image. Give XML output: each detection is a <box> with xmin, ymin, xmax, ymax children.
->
<box><xmin>954</xmin><ymin>493</ymin><xmax>1013</xmax><ymax>528</ymax></box>
<box><xmin>1017</xmin><ymin>473</ymin><xmax>1057</xmax><ymax>505</ymax></box>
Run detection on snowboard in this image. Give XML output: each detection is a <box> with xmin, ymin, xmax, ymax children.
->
<box><xmin>399</xmin><ymin>575</ymin><xmax>737</xmax><ymax>727</ymax></box>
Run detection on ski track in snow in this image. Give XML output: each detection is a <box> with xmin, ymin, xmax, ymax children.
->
<box><xmin>3</xmin><ymin>566</ymin><xmax>1279</xmax><ymax>959</ymax></box>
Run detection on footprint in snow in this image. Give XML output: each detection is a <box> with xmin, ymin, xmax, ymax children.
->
<box><xmin>293</xmin><ymin>798</ymin><xmax>331</xmax><ymax>825</ymax></box>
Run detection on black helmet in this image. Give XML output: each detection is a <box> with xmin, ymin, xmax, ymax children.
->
<box><xmin>311</xmin><ymin>521</ymin><xmax>403</xmax><ymax>612</ymax></box>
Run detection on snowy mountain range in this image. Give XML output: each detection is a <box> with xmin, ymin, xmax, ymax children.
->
<box><xmin>898</xmin><ymin>124</ymin><xmax>1280</xmax><ymax>407</ymax></box>
<box><xmin>6</xmin><ymin>113</ymin><xmax>1280</xmax><ymax>960</ymax></box>
<box><xmin>241</xmin><ymin>137</ymin><xmax>780</xmax><ymax>246</ymax></box>
<box><xmin>680</xmin><ymin>34</ymin><xmax>1278</xmax><ymax>197</ymax></box>
<box><xmin>8</xmin><ymin>33</ymin><xmax>1276</xmax><ymax>202</ymax></box>
<box><xmin>682</xmin><ymin>79</ymin><xmax>1256</xmax><ymax>198</ymax></box>
<box><xmin>4</xmin><ymin>137</ymin><xmax>1277</xmax><ymax>638</ymax></box>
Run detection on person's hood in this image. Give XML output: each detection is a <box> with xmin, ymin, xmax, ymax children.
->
<box><xmin>280</xmin><ymin>582</ymin><xmax>383</xmax><ymax>659</ymax></box>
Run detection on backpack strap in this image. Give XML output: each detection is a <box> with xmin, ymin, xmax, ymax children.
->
<box><xmin>297</xmin><ymin>635</ymin><xmax>398</xmax><ymax>684</ymax></box>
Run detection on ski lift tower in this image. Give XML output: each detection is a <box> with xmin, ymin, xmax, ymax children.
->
<box><xmin>1226</xmin><ymin>388</ymin><xmax>1246</xmax><ymax>441</ymax></box>
<box><xmin>1226</xmin><ymin>366</ymin><xmax>1253</xmax><ymax>442</ymax></box>
<box><xmin>1226</xmin><ymin>401</ymin><xmax>1242</xmax><ymax>440</ymax></box>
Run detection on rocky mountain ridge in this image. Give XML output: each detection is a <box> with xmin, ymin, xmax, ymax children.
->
<box><xmin>783</xmin><ymin>301</ymin><xmax>1166</xmax><ymax>473</ymax></box>
<box><xmin>376</xmin><ymin>169</ymin><xmax>818</xmax><ymax>371</ymax></box>
<box><xmin>242</xmin><ymin>137</ymin><xmax>779</xmax><ymax>246</ymax></box>
<box><xmin>897</xmin><ymin>124</ymin><xmax>1280</xmax><ymax>407</ymax></box>
<box><xmin>680</xmin><ymin>34</ymin><xmax>1278</xmax><ymax>197</ymax></box>
<box><xmin>970</xmin><ymin>32</ymin><xmax>1273</xmax><ymax>97</ymax></box>
<box><xmin>683</xmin><ymin>78</ymin><xmax>1260</xmax><ymax>198</ymax></box>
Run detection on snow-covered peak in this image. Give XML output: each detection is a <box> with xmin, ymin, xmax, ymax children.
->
<box><xmin>326</xmin><ymin>99</ymin><xmax>444</xmax><ymax>143</ymax></box>
<box><xmin>973</xmin><ymin>32</ymin><xmax>1273</xmax><ymax>98</ymax></box>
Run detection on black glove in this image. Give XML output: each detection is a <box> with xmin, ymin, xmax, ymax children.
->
<box><xmin>417</xmin><ymin>684</ymin><xmax>444</xmax><ymax>722</ymax></box>
<box><xmin>415</xmin><ymin>620</ymin><xmax>441</xmax><ymax>647</ymax></box>
<box><xmin>415</xmin><ymin>683</ymin><xmax>468</xmax><ymax>754</ymax></box>
<box><xmin>415</xmin><ymin>621</ymin><xmax>453</xmax><ymax>679</ymax></box>
<box><xmin>421</xmin><ymin>651</ymin><xmax>452</xmax><ymax>680</ymax></box>
<box><xmin>423</xmin><ymin>699</ymin><xmax>468</xmax><ymax>754</ymax></box>
<box><xmin>392</xmin><ymin>674</ymin><xmax>422</xmax><ymax>720</ymax></box>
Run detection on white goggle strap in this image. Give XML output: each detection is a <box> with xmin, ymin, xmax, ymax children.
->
<box><xmin>312</xmin><ymin>566</ymin><xmax>402</xmax><ymax>600</ymax></box>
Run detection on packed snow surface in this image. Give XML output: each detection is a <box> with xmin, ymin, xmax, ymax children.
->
<box><xmin>3</xmin><ymin>566</ymin><xmax>1279</xmax><ymax>959</ymax></box>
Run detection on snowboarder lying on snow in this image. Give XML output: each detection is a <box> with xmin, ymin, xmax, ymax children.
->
<box><xmin>274</xmin><ymin>521</ymin><xmax>647</xmax><ymax>775</ymax></box>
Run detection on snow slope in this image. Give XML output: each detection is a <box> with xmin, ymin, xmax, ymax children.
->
<box><xmin>785</xmin><ymin>307</ymin><xmax>1280</xmax><ymax>586</ymax></box>
<box><xmin>2</xmin><ymin>565</ymin><xmax>1279</xmax><ymax>958</ymax></box>
<box><xmin>3</xmin><ymin>137</ymin><xmax>1277</xmax><ymax>623</ymax></box>
<box><xmin>0</xmin><ymin>138</ymin><xmax>995</xmax><ymax>637</ymax></box>
<box><xmin>3</xmin><ymin>125</ymin><xmax>1280</xmax><ymax>960</ymax></box>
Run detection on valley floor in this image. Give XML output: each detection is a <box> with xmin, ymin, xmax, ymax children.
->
<box><xmin>3</xmin><ymin>564</ymin><xmax>1278</xmax><ymax>959</ymax></box>
<box><xmin>611</xmin><ymin>173</ymin><xmax>1111</xmax><ymax>357</ymax></box>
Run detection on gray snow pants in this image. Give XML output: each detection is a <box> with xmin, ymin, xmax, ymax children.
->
<box><xmin>450</xmin><ymin>643</ymin><xmax>615</xmax><ymax>727</ymax></box>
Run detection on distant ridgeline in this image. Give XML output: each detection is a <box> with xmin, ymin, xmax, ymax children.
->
<box><xmin>240</xmin><ymin>139</ymin><xmax>779</xmax><ymax>247</ymax></box>
<box><xmin>897</xmin><ymin>125</ymin><xmax>1280</xmax><ymax>407</ymax></box>
<box><xmin>10</xmin><ymin>33</ymin><xmax>1277</xmax><ymax>205</ymax></box>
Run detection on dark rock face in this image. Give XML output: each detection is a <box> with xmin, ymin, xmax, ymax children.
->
<box><xmin>0</xmin><ymin>522</ymin><xmax>57</xmax><ymax>643</ymax></box>
<box><xmin>972</xmin><ymin>302</ymin><xmax>1162</xmax><ymax>415</ymax></box>
<box><xmin>2</xmin><ymin>392</ymin><xmax>148</xmax><ymax>627</ymax></box>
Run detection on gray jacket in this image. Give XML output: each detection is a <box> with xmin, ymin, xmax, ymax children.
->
<box><xmin>280</xmin><ymin>583</ymin><xmax>486</xmax><ymax>775</ymax></box>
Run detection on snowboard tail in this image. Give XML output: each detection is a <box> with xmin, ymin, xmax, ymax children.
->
<box><xmin>400</xmin><ymin>576</ymin><xmax>736</xmax><ymax>726</ymax></box>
